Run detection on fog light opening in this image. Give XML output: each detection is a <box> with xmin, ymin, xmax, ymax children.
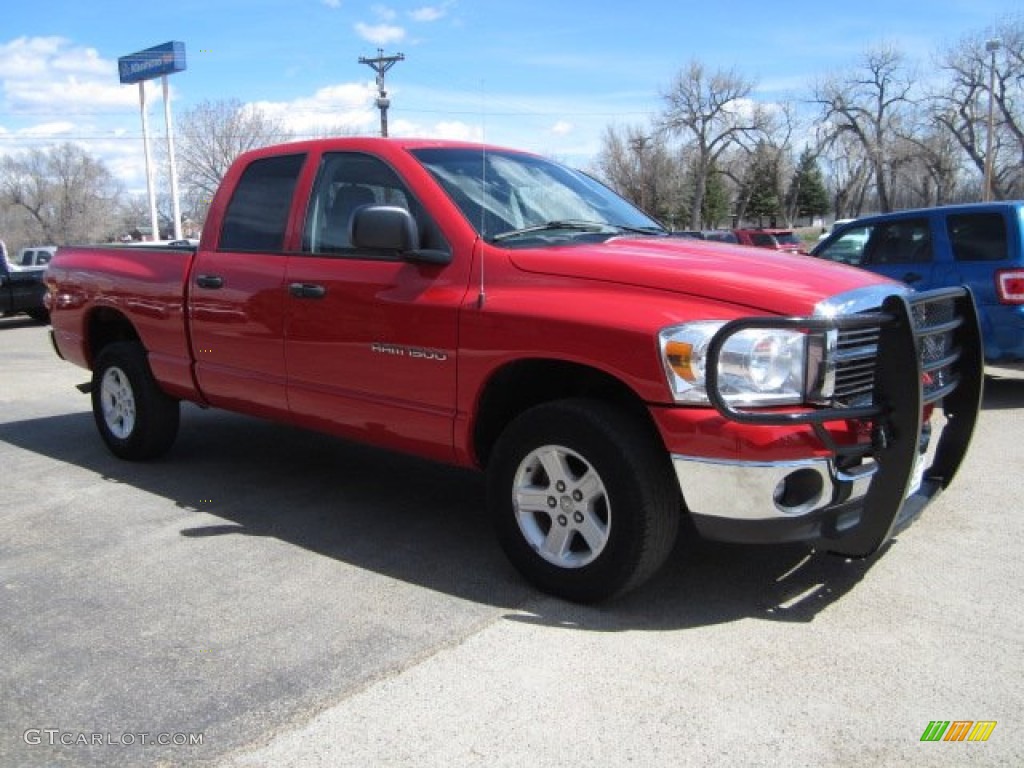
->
<box><xmin>773</xmin><ymin>468</ymin><xmax>825</xmax><ymax>515</ymax></box>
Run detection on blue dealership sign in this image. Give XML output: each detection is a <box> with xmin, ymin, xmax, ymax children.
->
<box><xmin>118</xmin><ymin>41</ymin><xmax>186</xmax><ymax>84</ymax></box>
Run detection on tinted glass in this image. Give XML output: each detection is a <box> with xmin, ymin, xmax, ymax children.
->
<box><xmin>863</xmin><ymin>219</ymin><xmax>931</xmax><ymax>265</ymax></box>
<box><xmin>219</xmin><ymin>153</ymin><xmax>305</xmax><ymax>252</ymax></box>
<box><xmin>947</xmin><ymin>212</ymin><xmax>1008</xmax><ymax>262</ymax></box>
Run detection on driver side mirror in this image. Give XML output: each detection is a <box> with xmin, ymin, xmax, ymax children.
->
<box><xmin>351</xmin><ymin>206</ymin><xmax>451</xmax><ymax>265</ymax></box>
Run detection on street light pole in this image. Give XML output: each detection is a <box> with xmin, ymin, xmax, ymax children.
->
<box><xmin>983</xmin><ymin>38</ymin><xmax>1001</xmax><ymax>202</ymax></box>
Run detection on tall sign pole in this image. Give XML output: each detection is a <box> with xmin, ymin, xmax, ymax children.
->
<box><xmin>119</xmin><ymin>42</ymin><xmax>187</xmax><ymax>241</ymax></box>
<box><xmin>162</xmin><ymin>75</ymin><xmax>183</xmax><ymax>239</ymax></box>
<box><xmin>359</xmin><ymin>49</ymin><xmax>404</xmax><ymax>137</ymax></box>
<box><xmin>137</xmin><ymin>82</ymin><xmax>160</xmax><ymax>243</ymax></box>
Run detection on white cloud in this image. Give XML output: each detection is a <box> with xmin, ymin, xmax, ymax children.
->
<box><xmin>354</xmin><ymin>22</ymin><xmax>406</xmax><ymax>45</ymax></box>
<box><xmin>17</xmin><ymin>121</ymin><xmax>75</xmax><ymax>138</ymax></box>
<box><xmin>410</xmin><ymin>3</ymin><xmax>453</xmax><ymax>22</ymax></box>
<box><xmin>550</xmin><ymin>120</ymin><xmax>573</xmax><ymax>136</ymax></box>
<box><xmin>371</xmin><ymin>4</ymin><xmax>398</xmax><ymax>22</ymax></box>
<box><xmin>250</xmin><ymin>81</ymin><xmax>379</xmax><ymax>135</ymax></box>
<box><xmin>0</xmin><ymin>36</ymin><xmax>136</xmax><ymax>115</ymax></box>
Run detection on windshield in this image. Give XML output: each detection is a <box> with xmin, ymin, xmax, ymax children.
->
<box><xmin>774</xmin><ymin>232</ymin><xmax>802</xmax><ymax>246</ymax></box>
<box><xmin>411</xmin><ymin>147</ymin><xmax>665</xmax><ymax>243</ymax></box>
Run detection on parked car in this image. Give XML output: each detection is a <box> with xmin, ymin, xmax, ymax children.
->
<box><xmin>817</xmin><ymin>218</ymin><xmax>856</xmax><ymax>242</ymax></box>
<box><xmin>669</xmin><ymin>230</ymin><xmax>738</xmax><ymax>243</ymax></box>
<box><xmin>733</xmin><ymin>228</ymin><xmax>806</xmax><ymax>254</ymax></box>
<box><xmin>14</xmin><ymin>245</ymin><xmax>57</xmax><ymax>267</ymax></box>
<box><xmin>811</xmin><ymin>201</ymin><xmax>1024</xmax><ymax>367</ymax></box>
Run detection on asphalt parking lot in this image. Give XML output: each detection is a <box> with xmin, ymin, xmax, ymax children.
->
<box><xmin>2</xmin><ymin>315</ymin><xmax>1022</xmax><ymax>767</ymax></box>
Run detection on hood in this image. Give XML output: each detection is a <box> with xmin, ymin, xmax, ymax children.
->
<box><xmin>507</xmin><ymin>236</ymin><xmax>891</xmax><ymax>316</ymax></box>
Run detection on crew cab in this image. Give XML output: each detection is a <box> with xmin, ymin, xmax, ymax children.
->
<box><xmin>812</xmin><ymin>202</ymin><xmax>1024</xmax><ymax>367</ymax></box>
<box><xmin>1</xmin><ymin>257</ymin><xmax>49</xmax><ymax>322</ymax></box>
<box><xmin>46</xmin><ymin>138</ymin><xmax>983</xmax><ymax>602</ymax></box>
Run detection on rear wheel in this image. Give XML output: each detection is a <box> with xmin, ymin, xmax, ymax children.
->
<box><xmin>91</xmin><ymin>342</ymin><xmax>179</xmax><ymax>460</ymax></box>
<box><xmin>487</xmin><ymin>399</ymin><xmax>680</xmax><ymax>602</ymax></box>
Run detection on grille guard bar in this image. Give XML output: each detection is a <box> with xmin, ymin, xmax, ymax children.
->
<box><xmin>703</xmin><ymin>286</ymin><xmax>984</xmax><ymax>557</ymax></box>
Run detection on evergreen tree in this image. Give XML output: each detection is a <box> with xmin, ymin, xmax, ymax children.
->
<box><xmin>701</xmin><ymin>164</ymin><xmax>730</xmax><ymax>228</ymax></box>
<box><xmin>788</xmin><ymin>148</ymin><xmax>830</xmax><ymax>225</ymax></box>
<box><xmin>745</xmin><ymin>145</ymin><xmax>781</xmax><ymax>225</ymax></box>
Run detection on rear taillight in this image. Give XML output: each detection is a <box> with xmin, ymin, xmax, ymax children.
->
<box><xmin>996</xmin><ymin>270</ymin><xmax>1024</xmax><ymax>304</ymax></box>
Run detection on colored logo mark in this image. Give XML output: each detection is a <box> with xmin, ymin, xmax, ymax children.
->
<box><xmin>920</xmin><ymin>721</ymin><xmax>997</xmax><ymax>742</ymax></box>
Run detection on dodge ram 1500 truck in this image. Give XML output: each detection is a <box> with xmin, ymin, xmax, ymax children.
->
<box><xmin>46</xmin><ymin>138</ymin><xmax>984</xmax><ymax>602</ymax></box>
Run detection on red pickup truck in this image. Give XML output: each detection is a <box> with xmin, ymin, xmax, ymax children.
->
<box><xmin>46</xmin><ymin>138</ymin><xmax>984</xmax><ymax>602</ymax></box>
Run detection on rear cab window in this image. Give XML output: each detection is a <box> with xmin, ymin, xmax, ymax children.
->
<box><xmin>219</xmin><ymin>153</ymin><xmax>306</xmax><ymax>252</ymax></box>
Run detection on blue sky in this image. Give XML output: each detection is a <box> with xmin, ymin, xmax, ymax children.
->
<box><xmin>1</xmin><ymin>0</ymin><xmax>1019</xmax><ymax>191</ymax></box>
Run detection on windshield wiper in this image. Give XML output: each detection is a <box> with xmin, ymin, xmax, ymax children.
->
<box><xmin>490</xmin><ymin>220</ymin><xmax>611</xmax><ymax>242</ymax></box>
<box><xmin>608</xmin><ymin>224</ymin><xmax>667</xmax><ymax>236</ymax></box>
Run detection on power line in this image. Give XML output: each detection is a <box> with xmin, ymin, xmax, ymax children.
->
<box><xmin>358</xmin><ymin>48</ymin><xmax>404</xmax><ymax>137</ymax></box>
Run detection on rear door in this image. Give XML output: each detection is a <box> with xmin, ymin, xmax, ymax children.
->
<box><xmin>188</xmin><ymin>152</ymin><xmax>306</xmax><ymax>419</ymax></box>
<box><xmin>283</xmin><ymin>150</ymin><xmax>465</xmax><ymax>461</ymax></box>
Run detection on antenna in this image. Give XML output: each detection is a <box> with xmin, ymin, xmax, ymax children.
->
<box><xmin>358</xmin><ymin>48</ymin><xmax>404</xmax><ymax>137</ymax></box>
<box><xmin>477</xmin><ymin>84</ymin><xmax>487</xmax><ymax>310</ymax></box>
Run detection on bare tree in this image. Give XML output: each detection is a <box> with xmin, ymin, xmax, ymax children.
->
<box><xmin>659</xmin><ymin>61</ymin><xmax>768</xmax><ymax>229</ymax></box>
<box><xmin>812</xmin><ymin>45</ymin><xmax>916</xmax><ymax>213</ymax></box>
<box><xmin>933</xmin><ymin>17</ymin><xmax>1024</xmax><ymax>199</ymax></box>
<box><xmin>595</xmin><ymin>125</ymin><xmax>683</xmax><ymax>225</ymax></box>
<box><xmin>176</xmin><ymin>98</ymin><xmax>293</xmax><ymax>221</ymax></box>
<box><xmin>0</xmin><ymin>143</ymin><xmax>121</xmax><ymax>245</ymax></box>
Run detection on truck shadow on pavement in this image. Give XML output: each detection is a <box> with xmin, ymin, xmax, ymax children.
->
<box><xmin>2</xmin><ymin>404</ymin><xmax>900</xmax><ymax>630</ymax></box>
<box><xmin>981</xmin><ymin>371</ymin><xmax>1024</xmax><ymax>410</ymax></box>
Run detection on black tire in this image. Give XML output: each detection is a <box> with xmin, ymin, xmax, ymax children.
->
<box><xmin>487</xmin><ymin>398</ymin><xmax>680</xmax><ymax>602</ymax></box>
<box><xmin>91</xmin><ymin>341</ymin><xmax>180</xmax><ymax>460</ymax></box>
<box><xmin>26</xmin><ymin>309</ymin><xmax>50</xmax><ymax>324</ymax></box>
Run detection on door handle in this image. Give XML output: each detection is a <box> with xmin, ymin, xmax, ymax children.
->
<box><xmin>288</xmin><ymin>283</ymin><xmax>327</xmax><ymax>299</ymax></box>
<box><xmin>902</xmin><ymin>272</ymin><xmax>922</xmax><ymax>284</ymax></box>
<box><xmin>196</xmin><ymin>274</ymin><xmax>224</xmax><ymax>289</ymax></box>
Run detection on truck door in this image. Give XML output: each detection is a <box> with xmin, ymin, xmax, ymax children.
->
<box><xmin>188</xmin><ymin>152</ymin><xmax>306</xmax><ymax>419</ymax></box>
<box><xmin>283</xmin><ymin>151</ymin><xmax>464</xmax><ymax>462</ymax></box>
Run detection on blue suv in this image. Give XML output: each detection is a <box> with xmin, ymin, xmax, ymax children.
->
<box><xmin>811</xmin><ymin>202</ymin><xmax>1024</xmax><ymax>367</ymax></box>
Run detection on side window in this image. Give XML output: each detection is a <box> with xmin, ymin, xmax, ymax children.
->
<box><xmin>948</xmin><ymin>212</ymin><xmax>1008</xmax><ymax>262</ymax></box>
<box><xmin>863</xmin><ymin>219</ymin><xmax>932</xmax><ymax>266</ymax></box>
<box><xmin>818</xmin><ymin>225</ymin><xmax>872</xmax><ymax>266</ymax></box>
<box><xmin>219</xmin><ymin>153</ymin><xmax>306</xmax><ymax>252</ymax></box>
<box><xmin>302</xmin><ymin>152</ymin><xmax>448</xmax><ymax>257</ymax></box>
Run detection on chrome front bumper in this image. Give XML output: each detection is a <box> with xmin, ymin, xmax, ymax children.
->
<box><xmin>673</xmin><ymin>453</ymin><xmax>875</xmax><ymax>522</ymax></box>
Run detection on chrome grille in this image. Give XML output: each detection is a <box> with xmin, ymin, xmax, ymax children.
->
<box><xmin>830</xmin><ymin>292</ymin><xmax>964</xmax><ymax>408</ymax></box>
<box><xmin>833</xmin><ymin>326</ymin><xmax>880</xmax><ymax>405</ymax></box>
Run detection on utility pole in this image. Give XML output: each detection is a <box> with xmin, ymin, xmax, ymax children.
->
<box><xmin>359</xmin><ymin>48</ymin><xmax>404</xmax><ymax>137</ymax></box>
<box><xmin>983</xmin><ymin>38</ymin><xmax>1001</xmax><ymax>202</ymax></box>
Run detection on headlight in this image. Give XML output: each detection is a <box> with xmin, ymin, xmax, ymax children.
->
<box><xmin>659</xmin><ymin>321</ymin><xmax>807</xmax><ymax>406</ymax></box>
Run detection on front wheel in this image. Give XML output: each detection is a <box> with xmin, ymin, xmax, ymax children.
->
<box><xmin>91</xmin><ymin>342</ymin><xmax>180</xmax><ymax>460</ymax></box>
<box><xmin>487</xmin><ymin>399</ymin><xmax>680</xmax><ymax>602</ymax></box>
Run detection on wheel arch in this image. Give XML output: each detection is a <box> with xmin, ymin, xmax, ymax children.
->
<box><xmin>471</xmin><ymin>358</ymin><xmax>661</xmax><ymax>468</ymax></box>
<box><xmin>86</xmin><ymin>307</ymin><xmax>141</xmax><ymax>368</ymax></box>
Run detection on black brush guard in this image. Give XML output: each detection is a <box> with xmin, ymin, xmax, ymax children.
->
<box><xmin>703</xmin><ymin>286</ymin><xmax>984</xmax><ymax>558</ymax></box>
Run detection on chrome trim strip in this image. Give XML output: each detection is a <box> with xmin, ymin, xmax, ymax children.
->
<box><xmin>813</xmin><ymin>283</ymin><xmax>910</xmax><ymax>319</ymax></box>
